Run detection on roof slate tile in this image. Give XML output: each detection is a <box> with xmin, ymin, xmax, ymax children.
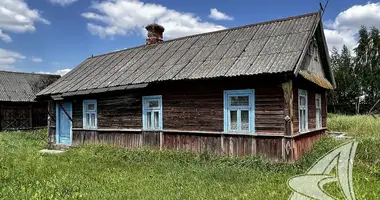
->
<box><xmin>38</xmin><ymin>12</ymin><xmax>320</xmax><ymax>96</ymax></box>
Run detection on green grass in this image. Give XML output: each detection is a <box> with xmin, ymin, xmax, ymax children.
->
<box><xmin>0</xmin><ymin>121</ymin><xmax>379</xmax><ymax>199</ymax></box>
<box><xmin>328</xmin><ymin>113</ymin><xmax>380</xmax><ymax>137</ymax></box>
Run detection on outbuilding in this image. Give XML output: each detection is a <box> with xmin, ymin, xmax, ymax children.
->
<box><xmin>0</xmin><ymin>71</ymin><xmax>59</xmax><ymax>131</ymax></box>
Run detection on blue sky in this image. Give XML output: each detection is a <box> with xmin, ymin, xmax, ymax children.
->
<box><xmin>0</xmin><ymin>0</ymin><xmax>378</xmax><ymax>75</ymax></box>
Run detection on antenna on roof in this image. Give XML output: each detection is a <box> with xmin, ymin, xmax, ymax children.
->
<box><xmin>319</xmin><ymin>0</ymin><xmax>329</xmax><ymax>18</ymax></box>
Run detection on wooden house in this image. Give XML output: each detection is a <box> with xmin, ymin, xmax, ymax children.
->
<box><xmin>37</xmin><ymin>12</ymin><xmax>335</xmax><ymax>161</ymax></box>
<box><xmin>0</xmin><ymin>71</ymin><xmax>60</xmax><ymax>131</ymax></box>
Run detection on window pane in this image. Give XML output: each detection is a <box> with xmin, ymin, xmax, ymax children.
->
<box><xmin>316</xmin><ymin>109</ymin><xmax>322</xmax><ymax>128</ymax></box>
<box><xmin>241</xmin><ymin>110</ymin><xmax>249</xmax><ymax>131</ymax></box>
<box><xmin>147</xmin><ymin>100</ymin><xmax>159</xmax><ymax>108</ymax></box>
<box><xmin>230</xmin><ymin>96</ymin><xmax>249</xmax><ymax>106</ymax></box>
<box><xmin>316</xmin><ymin>98</ymin><xmax>321</xmax><ymax>109</ymax></box>
<box><xmin>86</xmin><ymin>113</ymin><xmax>90</xmax><ymax>128</ymax></box>
<box><xmin>146</xmin><ymin>112</ymin><xmax>152</xmax><ymax>129</ymax></box>
<box><xmin>300</xmin><ymin>96</ymin><xmax>306</xmax><ymax>106</ymax></box>
<box><xmin>154</xmin><ymin>112</ymin><xmax>159</xmax><ymax>129</ymax></box>
<box><xmin>230</xmin><ymin>110</ymin><xmax>238</xmax><ymax>131</ymax></box>
<box><xmin>91</xmin><ymin>113</ymin><xmax>96</xmax><ymax>127</ymax></box>
<box><xmin>87</xmin><ymin>104</ymin><xmax>95</xmax><ymax>111</ymax></box>
<box><xmin>301</xmin><ymin>110</ymin><xmax>306</xmax><ymax>131</ymax></box>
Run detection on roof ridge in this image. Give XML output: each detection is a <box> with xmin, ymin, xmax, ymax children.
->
<box><xmin>0</xmin><ymin>70</ymin><xmax>61</xmax><ymax>77</ymax></box>
<box><xmin>89</xmin><ymin>11</ymin><xmax>320</xmax><ymax>59</ymax></box>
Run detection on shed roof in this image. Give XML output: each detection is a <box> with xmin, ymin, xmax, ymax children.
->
<box><xmin>38</xmin><ymin>12</ymin><xmax>325</xmax><ymax>97</ymax></box>
<box><xmin>0</xmin><ymin>71</ymin><xmax>60</xmax><ymax>102</ymax></box>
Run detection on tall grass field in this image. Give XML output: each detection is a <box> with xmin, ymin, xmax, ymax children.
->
<box><xmin>0</xmin><ymin>114</ymin><xmax>378</xmax><ymax>199</ymax></box>
<box><xmin>328</xmin><ymin>114</ymin><xmax>380</xmax><ymax>137</ymax></box>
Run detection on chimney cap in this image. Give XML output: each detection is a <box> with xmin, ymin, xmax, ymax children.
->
<box><xmin>145</xmin><ymin>23</ymin><xmax>165</xmax><ymax>32</ymax></box>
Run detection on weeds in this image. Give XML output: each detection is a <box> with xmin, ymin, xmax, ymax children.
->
<box><xmin>0</xmin><ymin>119</ymin><xmax>378</xmax><ymax>199</ymax></box>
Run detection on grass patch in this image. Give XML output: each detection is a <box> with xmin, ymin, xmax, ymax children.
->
<box><xmin>0</xmin><ymin>124</ymin><xmax>379</xmax><ymax>199</ymax></box>
<box><xmin>328</xmin><ymin>114</ymin><xmax>380</xmax><ymax>137</ymax></box>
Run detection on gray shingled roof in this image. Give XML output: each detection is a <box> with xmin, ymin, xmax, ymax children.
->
<box><xmin>0</xmin><ymin>71</ymin><xmax>60</xmax><ymax>102</ymax></box>
<box><xmin>38</xmin><ymin>12</ymin><xmax>321</xmax><ymax>96</ymax></box>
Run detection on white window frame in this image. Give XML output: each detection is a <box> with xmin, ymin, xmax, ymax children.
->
<box><xmin>298</xmin><ymin>89</ymin><xmax>308</xmax><ymax>132</ymax></box>
<box><xmin>223</xmin><ymin>89</ymin><xmax>255</xmax><ymax>133</ymax></box>
<box><xmin>315</xmin><ymin>93</ymin><xmax>322</xmax><ymax>129</ymax></box>
<box><xmin>142</xmin><ymin>95</ymin><xmax>163</xmax><ymax>130</ymax></box>
<box><xmin>83</xmin><ymin>100</ymin><xmax>97</xmax><ymax>129</ymax></box>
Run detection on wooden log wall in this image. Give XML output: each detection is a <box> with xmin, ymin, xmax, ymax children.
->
<box><xmin>293</xmin><ymin>129</ymin><xmax>325</xmax><ymax>160</ymax></box>
<box><xmin>293</xmin><ymin>77</ymin><xmax>328</xmax><ymax>134</ymax></box>
<box><xmin>48</xmin><ymin>76</ymin><xmax>326</xmax><ymax>161</ymax></box>
<box><xmin>66</xmin><ymin>76</ymin><xmax>286</xmax><ymax>134</ymax></box>
<box><xmin>68</xmin><ymin>130</ymin><xmax>284</xmax><ymax>159</ymax></box>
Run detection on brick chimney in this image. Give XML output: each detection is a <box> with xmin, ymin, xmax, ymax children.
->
<box><xmin>145</xmin><ymin>23</ymin><xmax>165</xmax><ymax>45</ymax></box>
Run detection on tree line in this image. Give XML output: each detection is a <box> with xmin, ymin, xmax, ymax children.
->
<box><xmin>328</xmin><ymin>26</ymin><xmax>380</xmax><ymax>114</ymax></box>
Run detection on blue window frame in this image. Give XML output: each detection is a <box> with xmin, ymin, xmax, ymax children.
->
<box><xmin>224</xmin><ymin>89</ymin><xmax>255</xmax><ymax>133</ymax></box>
<box><xmin>142</xmin><ymin>95</ymin><xmax>163</xmax><ymax>130</ymax></box>
<box><xmin>83</xmin><ymin>100</ymin><xmax>97</xmax><ymax>129</ymax></box>
<box><xmin>315</xmin><ymin>93</ymin><xmax>322</xmax><ymax>129</ymax></box>
<box><xmin>298</xmin><ymin>89</ymin><xmax>308</xmax><ymax>132</ymax></box>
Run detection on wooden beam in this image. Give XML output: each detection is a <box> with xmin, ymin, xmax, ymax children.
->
<box><xmin>282</xmin><ymin>80</ymin><xmax>294</xmax><ymax>136</ymax></box>
<box><xmin>282</xmin><ymin>80</ymin><xmax>294</xmax><ymax>161</ymax></box>
<box><xmin>58</xmin><ymin>102</ymin><xmax>72</xmax><ymax>122</ymax></box>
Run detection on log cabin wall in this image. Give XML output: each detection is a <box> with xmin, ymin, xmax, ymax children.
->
<box><xmin>293</xmin><ymin>129</ymin><xmax>324</xmax><ymax>160</ymax></box>
<box><xmin>292</xmin><ymin>77</ymin><xmax>327</xmax><ymax>134</ymax></box>
<box><xmin>65</xmin><ymin>76</ymin><xmax>287</xmax><ymax>133</ymax></box>
<box><xmin>291</xmin><ymin>77</ymin><xmax>328</xmax><ymax>160</ymax></box>
<box><xmin>48</xmin><ymin>75</ymin><xmax>325</xmax><ymax>161</ymax></box>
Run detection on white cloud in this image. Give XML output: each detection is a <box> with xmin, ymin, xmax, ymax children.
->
<box><xmin>0</xmin><ymin>0</ymin><xmax>50</xmax><ymax>43</ymax></box>
<box><xmin>48</xmin><ymin>0</ymin><xmax>78</xmax><ymax>7</ymax></box>
<box><xmin>324</xmin><ymin>2</ymin><xmax>380</xmax><ymax>53</ymax></box>
<box><xmin>82</xmin><ymin>0</ymin><xmax>225</xmax><ymax>39</ymax></box>
<box><xmin>0</xmin><ymin>48</ymin><xmax>25</xmax><ymax>71</ymax></box>
<box><xmin>39</xmin><ymin>69</ymin><xmax>71</xmax><ymax>76</ymax></box>
<box><xmin>209</xmin><ymin>8</ymin><xmax>233</xmax><ymax>21</ymax></box>
<box><xmin>0</xmin><ymin>30</ymin><xmax>12</xmax><ymax>43</ymax></box>
<box><xmin>31</xmin><ymin>57</ymin><xmax>43</xmax><ymax>63</ymax></box>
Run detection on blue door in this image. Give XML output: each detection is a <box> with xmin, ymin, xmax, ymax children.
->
<box><xmin>56</xmin><ymin>102</ymin><xmax>72</xmax><ymax>145</ymax></box>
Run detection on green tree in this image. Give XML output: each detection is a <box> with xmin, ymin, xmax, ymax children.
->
<box><xmin>354</xmin><ymin>26</ymin><xmax>380</xmax><ymax>112</ymax></box>
<box><xmin>329</xmin><ymin>45</ymin><xmax>360</xmax><ymax>114</ymax></box>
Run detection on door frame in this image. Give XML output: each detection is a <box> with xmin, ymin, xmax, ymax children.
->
<box><xmin>56</xmin><ymin>102</ymin><xmax>72</xmax><ymax>145</ymax></box>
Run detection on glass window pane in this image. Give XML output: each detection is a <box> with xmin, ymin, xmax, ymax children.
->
<box><xmin>230</xmin><ymin>110</ymin><xmax>238</xmax><ymax>131</ymax></box>
<box><xmin>230</xmin><ymin>96</ymin><xmax>249</xmax><ymax>106</ymax></box>
<box><xmin>147</xmin><ymin>100</ymin><xmax>159</xmax><ymax>108</ymax></box>
<box><xmin>300</xmin><ymin>96</ymin><xmax>306</xmax><ymax>106</ymax></box>
<box><xmin>86</xmin><ymin>113</ymin><xmax>90</xmax><ymax>128</ymax></box>
<box><xmin>316</xmin><ymin>98</ymin><xmax>321</xmax><ymax>108</ymax></box>
<box><xmin>87</xmin><ymin>104</ymin><xmax>95</xmax><ymax>111</ymax></box>
<box><xmin>301</xmin><ymin>110</ymin><xmax>306</xmax><ymax>130</ymax></box>
<box><xmin>241</xmin><ymin>110</ymin><xmax>249</xmax><ymax>131</ymax></box>
<box><xmin>146</xmin><ymin>112</ymin><xmax>152</xmax><ymax>129</ymax></box>
<box><xmin>154</xmin><ymin>112</ymin><xmax>159</xmax><ymax>129</ymax></box>
<box><xmin>91</xmin><ymin>114</ymin><xmax>96</xmax><ymax>127</ymax></box>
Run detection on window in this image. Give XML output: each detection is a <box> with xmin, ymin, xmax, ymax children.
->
<box><xmin>315</xmin><ymin>94</ymin><xmax>322</xmax><ymax>128</ymax></box>
<box><xmin>224</xmin><ymin>90</ymin><xmax>255</xmax><ymax>133</ymax></box>
<box><xmin>298</xmin><ymin>89</ymin><xmax>308</xmax><ymax>132</ymax></box>
<box><xmin>142</xmin><ymin>96</ymin><xmax>162</xmax><ymax>130</ymax></box>
<box><xmin>83</xmin><ymin>100</ymin><xmax>97</xmax><ymax>129</ymax></box>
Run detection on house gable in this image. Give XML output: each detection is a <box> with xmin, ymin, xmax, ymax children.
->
<box><xmin>295</xmin><ymin>20</ymin><xmax>336</xmax><ymax>89</ymax></box>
